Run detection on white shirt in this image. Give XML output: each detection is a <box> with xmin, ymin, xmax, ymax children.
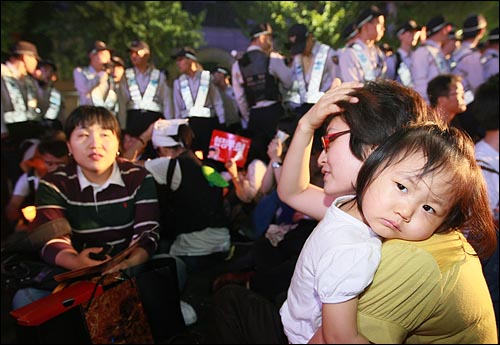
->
<box><xmin>12</xmin><ymin>172</ymin><xmax>40</xmax><ymax>197</ymax></box>
<box><xmin>280</xmin><ymin>195</ymin><xmax>381</xmax><ymax>344</ymax></box>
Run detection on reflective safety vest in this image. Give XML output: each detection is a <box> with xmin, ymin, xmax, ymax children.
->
<box><xmin>291</xmin><ymin>43</ymin><xmax>330</xmax><ymax>104</ymax></box>
<box><xmin>351</xmin><ymin>43</ymin><xmax>387</xmax><ymax>81</ymax></box>
<box><xmin>81</xmin><ymin>67</ymin><xmax>118</xmax><ymax>112</ymax></box>
<box><xmin>2</xmin><ymin>66</ymin><xmax>40</xmax><ymax>124</ymax></box>
<box><xmin>179</xmin><ymin>71</ymin><xmax>211</xmax><ymax>118</ymax></box>
<box><xmin>42</xmin><ymin>87</ymin><xmax>62</xmax><ymax>120</ymax></box>
<box><xmin>125</xmin><ymin>68</ymin><xmax>161</xmax><ymax>113</ymax></box>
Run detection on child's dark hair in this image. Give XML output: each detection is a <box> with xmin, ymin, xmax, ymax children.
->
<box><xmin>37</xmin><ymin>136</ymin><xmax>68</xmax><ymax>158</ymax></box>
<box><xmin>356</xmin><ymin>122</ymin><xmax>496</xmax><ymax>259</ymax></box>
<box><xmin>65</xmin><ymin>105</ymin><xmax>121</xmax><ymax>139</ymax></box>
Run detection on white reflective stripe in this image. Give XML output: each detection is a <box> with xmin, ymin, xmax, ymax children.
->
<box><xmin>44</xmin><ymin>88</ymin><xmax>61</xmax><ymax>120</ymax></box>
<box><xmin>188</xmin><ymin>106</ymin><xmax>211</xmax><ymax>118</ymax></box>
<box><xmin>141</xmin><ymin>69</ymin><xmax>160</xmax><ymax>111</ymax></box>
<box><xmin>182</xmin><ymin>71</ymin><xmax>212</xmax><ymax>118</ymax></box>
<box><xmin>2</xmin><ymin>75</ymin><xmax>39</xmax><ymax>123</ymax></box>
<box><xmin>4</xmin><ymin>111</ymin><xmax>29</xmax><ymax>123</ymax></box>
<box><xmin>464</xmin><ymin>90</ymin><xmax>474</xmax><ymax>105</ymax></box>
<box><xmin>179</xmin><ymin>75</ymin><xmax>194</xmax><ymax>110</ymax></box>
<box><xmin>352</xmin><ymin>44</ymin><xmax>376</xmax><ymax>81</ymax></box>
<box><xmin>125</xmin><ymin>68</ymin><xmax>161</xmax><ymax>112</ymax></box>
<box><xmin>193</xmin><ymin>71</ymin><xmax>210</xmax><ymax>108</ymax></box>
<box><xmin>293</xmin><ymin>55</ymin><xmax>307</xmax><ymax>104</ymax></box>
<box><xmin>90</xmin><ymin>79</ymin><xmax>117</xmax><ymax>110</ymax></box>
<box><xmin>397</xmin><ymin>61</ymin><xmax>413</xmax><ymax>87</ymax></box>
<box><xmin>3</xmin><ymin>76</ymin><xmax>27</xmax><ymax>112</ymax></box>
<box><xmin>305</xmin><ymin>44</ymin><xmax>329</xmax><ymax>103</ymax></box>
<box><xmin>425</xmin><ymin>45</ymin><xmax>449</xmax><ymax>73</ymax></box>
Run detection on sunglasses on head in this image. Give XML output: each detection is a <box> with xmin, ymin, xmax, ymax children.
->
<box><xmin>321</xmin><ymin>130</ymin><xmax>351</xmax><ymax>152</ymax></box>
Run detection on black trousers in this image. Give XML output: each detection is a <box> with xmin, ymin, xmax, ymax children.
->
<box><xmin>247</xmin><ymin>102</ymin><xmax>285</xmax><ymax>155</ymax></box>
<box><xmin>208</xmin><ymin>284</ymin><xmax>288</xmax><ymax>344</ymax></box>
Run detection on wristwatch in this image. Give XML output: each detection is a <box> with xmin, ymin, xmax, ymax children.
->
<box><xmin>271</xmin><ymin>161</ymin><xmax>282</xmax><ymax>169</ymax></box>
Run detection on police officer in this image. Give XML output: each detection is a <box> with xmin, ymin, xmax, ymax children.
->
<box><xmin>285</xmin><ymin>23</ymin><xmax>339</xmax><ymax>123</ymax></box>
<box><xmin>119</xmin><ymin>40</ymin><xmax>172</xmax><ymax>139</ymax></box>
<box><xmin>1</xmin><ymin>41</ymin><xmax>44</xmax><ymax>144</ymax></box>
<box><xmin>442</xmin><ymin>24</ymin><xmax>463</xmax><ymax>63</ymax></box>
<box><xmin>411</xmin><ymin>15</ymin><xmax>452</xmax><ymax>103</ymax></box>
<box><xmin>339</xmin><ymin>5</ymin><xmax>387</xmax><ymax>82</ymax></box>
<box><xmin>34</xmin><ymin>60</ymin><xmax>64</xmax><ymax>130</ymax></box>
<box><xmin>481</xmin><ymin>27</ymin><xmax>499</xmax><ymax>79</ymax></box>
<box><xmin>212</xmin><ymin>66</ymin><xmax>242</xmax><ymax>134</ymax></box>
<box><xmin>452</xmin><ymin>14</ymin><xmax>488</xmax><ymax>104</ymax></box>
<box><xmin>231</xmin><ymin>22</ymin><xmax>293</xmax><ymax>155</ymax></box>
<box><xmin>172</xmin><ymin>47</ymin><xmax>225</xmax><ymax>158</ymax></box>
<box><xmin>73</xmin><ymin>41</ymin><xmax>119</xmax><ymax>115</ymax></box>
<box><xmin>386</xmin><ymin>20</ymin><xmax>422</xmax><ymax>88</ymax></box>
<box><xmin>1</xmin><ymin>41</ymin><xmax>46</xmax><ymax>187</ymax></box>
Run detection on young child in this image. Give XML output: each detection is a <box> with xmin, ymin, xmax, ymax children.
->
<box><xmin>280</xmin><ymin>121</ymin><xmax>496</xmax><ymax>344</ymax></box>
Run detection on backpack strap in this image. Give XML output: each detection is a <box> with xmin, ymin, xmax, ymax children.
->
<box><xmin>166</xmin><ymin>158</ymin><xmax>177</xmax><ymax>189</ymax></box>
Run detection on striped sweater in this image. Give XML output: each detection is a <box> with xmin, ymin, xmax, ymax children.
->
<box><xmin>34</xmin><ymin>158</ymin><xmax>160</xmax><ymax>265</ymax></box>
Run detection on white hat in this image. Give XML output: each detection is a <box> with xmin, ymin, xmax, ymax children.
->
<box><xmin>152</xmin><ymin>119</ymin><xmax>189</xmax><ymax>149</ymax></box>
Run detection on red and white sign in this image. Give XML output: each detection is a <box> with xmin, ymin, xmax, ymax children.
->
<box><xmin>209</xmin><ymin>130</ymin><xmax>252</xmax><ymax>168</ymax></box>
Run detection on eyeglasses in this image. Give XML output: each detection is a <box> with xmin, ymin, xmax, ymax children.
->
<box><xmin>321</xmin><ymin>130</ymin><xmax>351</xmax><ymax>152</ymax></box>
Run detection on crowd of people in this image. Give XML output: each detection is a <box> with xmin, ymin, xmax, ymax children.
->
<box><xmin>1</xmin><ymin>4</ymin><xmax>498</xmax><ymax>344</ymax></box>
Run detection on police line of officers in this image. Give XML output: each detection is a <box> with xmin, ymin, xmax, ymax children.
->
<box><xmin>2</xmin><ymin>5</ymin><xmax>499</xmax><ymax>181</ymax></box>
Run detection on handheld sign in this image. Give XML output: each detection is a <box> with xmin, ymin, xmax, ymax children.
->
<box><xmin>209</xmin><ymin>130</ymin><xmax>252</xmax><ymax>168</ymax></box>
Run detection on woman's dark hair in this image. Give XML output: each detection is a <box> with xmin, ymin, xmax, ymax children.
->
<box><xmin>37</xmin><ymin>137</ymin><xmax>68</xmax><ymax>158</ymax></box>
<box><xmin>175</xmin><ymin>123</ymin><xmax>194</xmax><ymax>149</ymax></box>
<box><xmin>356</xmin><ymin>122</ymin><xmax>496</xmax><ymax>259</ymax></box>
<box><xmin>65</xmin><ymin>105</ymin><xmax>121</xmax><ymax>140</ymax></box>
<box><xmin>325</xmin><ymin>79</ymin><xmax>437</xmax><ymax>162</ymax></box>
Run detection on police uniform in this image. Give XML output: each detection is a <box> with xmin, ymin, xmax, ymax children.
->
<box><xmin>213</xmin><ymin>66</ymin><xmax>242</xmax><ymax>134</ymax></box>
<box><xmin>1</xmin><ymin>41</ymin><xmax>45</xmax><ymax>188</ymax></box>
<box><xmin>286</xmin><ymin>23</ymin><xmax>338</xmax><ymax>120</ymax></box>
<box><xmin>35</xmin><ymin>60</ymin><xmax>63</xmax><ymax>130</ymax></box>
<box><xmin>481</xmin><ymin>27</ymin><xmax>499</xmax><ymax>79</ymax></box>
<box><xmin>385</xmin><ymin>20</ymin><xmax>421</xmax><ymax>87</ymax></box>
<box><xmin>73</xmin><ymin>41</ymin><xmax>120</xmax><ymax>115</ymax></box>
<box><xmin>232</xmin><ymin>23</ymin><xmax>293</xmax><ymax>155</ymax></box>
<box><xmin>339</xmin><ymin>6</ymin><xmax>387</xmax><ymax>83</ymax></box>
<box><xmin>118</xmin><ymin>40</ymin><xmax>172</xmax><ymax>138</ymax></box>
<box><xmin>411</xmin><ymin>15</ymin><xmax>451</xmax><ymax>102</ymax></box>
<box><xmin>451</xmin><ymin>14</ymin><xmax>488</xmax><ymax>104</ymax></box>
<box><xmin>172</xmin><ymin>48</ymin><xmax>225</xmax><ymax>156</ymax></box>
<box><xmin>1</xmin><ymin>41</ymin><xmax>47</xmax><ymax>144</ymax></box>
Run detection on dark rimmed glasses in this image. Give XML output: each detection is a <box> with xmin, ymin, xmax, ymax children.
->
<box><xmin>321</xmin><ymin>130</ymin><xmax>351</xmax><ymax>152</ymax></box>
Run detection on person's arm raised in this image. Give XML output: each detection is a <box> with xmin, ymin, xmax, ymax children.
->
<box><xmin>277</xmin><ymin>79</ymin><xmax>361</xmax><ymax>220</ymax></box>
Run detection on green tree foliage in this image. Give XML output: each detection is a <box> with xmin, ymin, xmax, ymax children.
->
<box><xmin>1</xmin><ymin>1</ymin><xmax>34</xmax><ymax>57</ymax></box>
<box><xmin>2</xmin><ymin>1</ymin><xmax>498</xmax><ymax>79</ymax></box>
<box><xmin>2</xmin><ymin>1</ymin><xmax>205</xmax><ymax>80</ymax></box>
<box><xmin>228</xmin><ymin>1</ymin><xmax>498</xmax><ymax>52</ymax></box>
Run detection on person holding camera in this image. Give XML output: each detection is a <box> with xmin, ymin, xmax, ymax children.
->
<box><xmin>73</xmin><ymin>40</ymin><xmax>120</xmax><ymax>117</ymax></box>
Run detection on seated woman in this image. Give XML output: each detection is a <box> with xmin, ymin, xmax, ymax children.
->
<box><xmin>140</xmin><ymin>119</ymin><xmax>231</xmax><ymax>274</ymax></box>
<box><xmin>12</xmin><ymin>105</ymin><xmax>184</xmax><ymax>342</ymax></box>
